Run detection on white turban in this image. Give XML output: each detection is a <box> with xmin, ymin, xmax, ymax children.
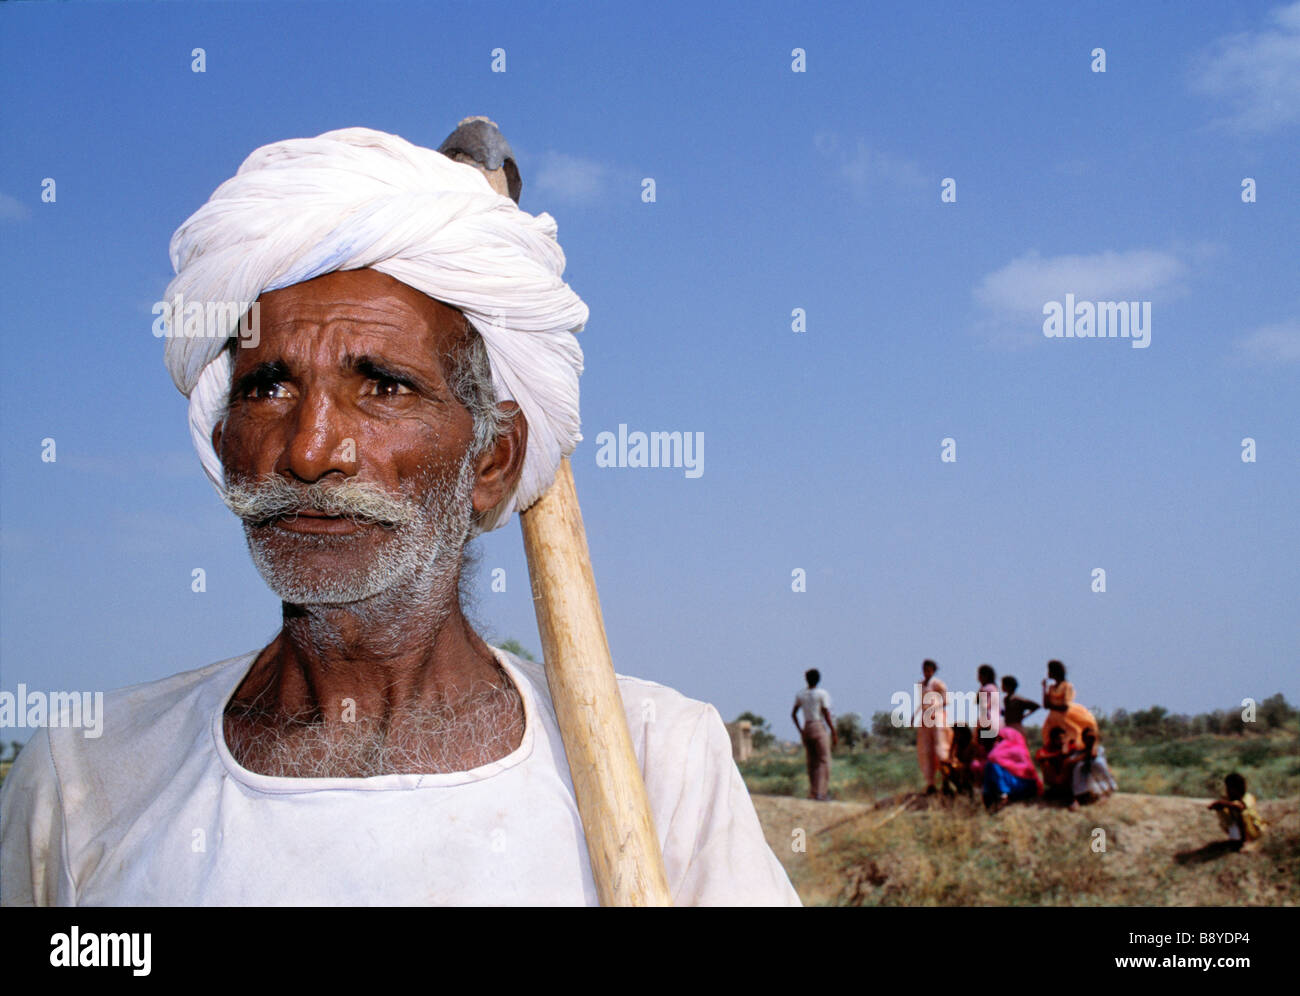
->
<box><xmin>162</xmin><ymin>126</ymin><xmax>588</xmax><ymax>532</ymax></box>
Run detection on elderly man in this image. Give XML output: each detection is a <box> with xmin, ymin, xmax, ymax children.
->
<box><xmin>0</xmin><ymin>126</ymin><xmax>799</xmax><ymax>906</ymax></box>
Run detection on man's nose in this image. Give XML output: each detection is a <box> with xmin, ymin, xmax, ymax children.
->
<box><xmin>282</xmin><ymin>388</ymin><xmax>357</xmax><ymax>482</ymax></box>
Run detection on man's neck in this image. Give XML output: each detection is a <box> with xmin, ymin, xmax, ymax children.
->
<box><xmin>223</xmin><ymin>592</ymin><xmax>525</xmax><ymax>776</ymax></box>
<box><xmin>266</xmin><ymin>601</ymin><xmax>500</xmax><ymax>716</ymax></box>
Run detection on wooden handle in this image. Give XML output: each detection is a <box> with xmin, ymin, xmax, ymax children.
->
<box><xmin>520</xmin><ymin>458</ymin><xmax>673</xmax><ymax>906</ymax></box>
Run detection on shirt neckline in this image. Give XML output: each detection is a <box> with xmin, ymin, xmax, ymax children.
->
<box><xmin>210</xmin><ymin>644</ymin><xmax>537</xmax><ymax>793</ymax></box>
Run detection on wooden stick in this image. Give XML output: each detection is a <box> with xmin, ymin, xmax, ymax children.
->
<box><xmin>815</xmin><ymin>795</ymin><xmax>918</xmax><ymax>838</ymax></box>
<box><xmin>520</xmin><ymin>459</ymin><xmax>673</xmax><ymax>906</ymax></box>
<box><xmin>440</xmin><ymin>117</ymin><xmax>671</xmax><ymax>905</ymax></box>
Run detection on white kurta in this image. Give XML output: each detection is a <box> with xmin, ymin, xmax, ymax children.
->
<box><xmin>0</xmin><ymin>647</ymin><xmax>799</xmax><ymax>907</ymax></box>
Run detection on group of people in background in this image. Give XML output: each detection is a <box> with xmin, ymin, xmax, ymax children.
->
<box><xmin>792</xmin><ymin>662</ymin><xmax>1268</xmax><ymax>850</ymax></box>
<box><xmin>915</xmin><ymin>658</ymin><xmax>1119</xmax><ymax>811</ymax></box>
<box><xmin>791</xmin><ymin>659</ymin><xmax>1119</xmax><ymax>810</ymax></box>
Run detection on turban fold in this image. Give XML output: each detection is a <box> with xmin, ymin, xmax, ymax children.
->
<box><xmin>162</xmin><ymin>126</ymin><xmax>588</xmax><ymax>532</ymax></box>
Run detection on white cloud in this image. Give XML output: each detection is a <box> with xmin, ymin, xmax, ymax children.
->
<box><xmin>532</xmin><ymin>151</ymin><xmax>612</xmax><ymax>205</ymax></box>
<box><xmin>972</xmin><ymin>248</ymin><xmax>1189</xmax><ymax>347</ymax></box>
<box><xmin>814</xmin><ymin>133</ymin><xmax>926</xmax><ymax>198</ymax></box>
<box><xmin>1235</xmin><ymin>318</ymin><xmax>1300</xmax><ymax>363</ymax></box>
<box><xmin>1190</xmin><ymin>2</ymin><xmax>1300</xmax><ymax>133</ymax></box>
<box><xmin>975</xmin><ymin>249</ymin><xmax>1188</xmax><ymax>315</ymax></box>
<box><xmin>0</xmin><ymin>192</ymin><xmax>31</xmax><ymax>222</ymax></box>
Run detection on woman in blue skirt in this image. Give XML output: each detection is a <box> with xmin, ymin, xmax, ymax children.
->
<box><xmin>982</xmin><ymin>727</ymin><xmax>1042</xmax><ymax>810</ymax></box>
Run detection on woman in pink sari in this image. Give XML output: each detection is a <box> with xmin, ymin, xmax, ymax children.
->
<box><xmin>982</xmin><ymin>727</ymin><xmax>1042</xmax><ymax>810</ymax></box>
<box><xmin>915</xmin><ymin>660</ymin><xmax>953</xmax><ymax>793</ymax></box>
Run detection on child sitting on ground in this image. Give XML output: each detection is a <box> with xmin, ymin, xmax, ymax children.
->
<box><xmin>1208</xmin><ymin>772</ymin><xmax>1266</xmax><ymax>852</ymax></box>
<box><xmin>1068</xmin><ymin>726</ymin><xmax>1118</xmax><ymax>809</ymax></box>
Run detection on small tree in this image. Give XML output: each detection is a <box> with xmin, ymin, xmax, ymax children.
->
<box><xmin>1219</xmin><ymin>707</ymin><xmax>1247</xmax><ymax>736</ymax></box>
<box><xmin>735</xmin><ymin>711</ymin><xmax>774</xmax><ymax>750</ymax></box>
<box><xmin>871</xmin><ymin>710</ymin><xmax>909</xmax><ymax>742</ymax></box>
<box><xmin>1131</xmin><ymin>705</ymin><xmax>1168</xmax><ymax>741</ymax></box>
<box><xmin>835</xmin><ymin>712</ymin><xmax>864</xmax><ymax>751</ymax></box>
<box><xmin>1259</xmin><ymin>693</ymin><xmax>1296</xmax><ymax>730</ymax></box>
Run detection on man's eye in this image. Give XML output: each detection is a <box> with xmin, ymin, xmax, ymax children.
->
<box><xmin>369</xmin><ymin>377</ymin><xmax>413</xmax><ymax>397</ymax></box>
<box><xmin>248</xmin><ymin>382</ymin><xmax>292</xmax><ymax>400</ymax></box>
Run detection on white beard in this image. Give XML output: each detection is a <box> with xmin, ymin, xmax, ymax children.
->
<box><xmin>237</xmin><ymin>452</ymin><xmax>478</xmax><ymax>612</ymax></box>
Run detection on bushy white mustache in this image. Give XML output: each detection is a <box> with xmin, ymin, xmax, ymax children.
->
<box><xmin>223</xmin><ymin>475</ymin><xmax>417</xmax><ymax>528</ymax></box>
<box><xmin>224</xmin><ymin>455</ymin><xmax>478</xmax><ymax>608</ymax></box>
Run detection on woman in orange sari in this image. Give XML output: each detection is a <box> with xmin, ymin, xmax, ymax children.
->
<box><xmin>1040</xmin><ymin>659</ymin><xmax>1098</xmax><ymax>746</ymax></box>
<box><xmin>915</xmin><ymin>659</ymin><xmax>954</xmax><ymax>793</ymax></box>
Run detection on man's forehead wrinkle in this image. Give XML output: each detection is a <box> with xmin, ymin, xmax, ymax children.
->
<box><xmin>256</xmin><ymin>319</ymin><xmax>439</xmax><ymax>365</ymax></box>
<box><xmin>246</xmin><ymin>319</ymin><xmax>442</xmax><ymax>369</ymax></box>
<box><xmin>257</xmin><ymin>298</ymin><xmax>463</xmax><ymax>353</ymax></box>
<box><xmin>260</xmin><ymin>315</ymin><xmax>419</xmax><ymax>334</ymax></box>
<box><xmin>257</xmin><ymin>308</ymin><xmax>433</xmax><ymax>339</ymax></box>
<box><xmin>258</xmin><ymin>276</ymin><xmax>456</xmax><ymax>330</ymax></box>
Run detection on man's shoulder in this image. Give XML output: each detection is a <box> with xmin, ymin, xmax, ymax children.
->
<box><xmin>106</xmin><ymin>651</ymin><xmax>256</xmax><ymax>715</ymax></box>
<box><xmin>616</xmin><ymin>670</ymin><xmax>719</xmax><ymax>731</ymax></box>
<box><xmin>13</xmin><ymin>652</ymin><xmax>257</xmax><ymax>866</ymax></box>
<box><xmin>46</xmin><ymin>652</ymin><xmax>256</xmax><ymax>786</ymax></box>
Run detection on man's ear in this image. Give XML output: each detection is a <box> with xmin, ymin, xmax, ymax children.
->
<box><xmin>211</xmin><ymin>419</ymin><xmax>224</xmax><ymax>458</ymax></box>
<box><xmin>471</xmin><ymin>402</ymin><xmax>527</xmax><ymax>517</ymax></box>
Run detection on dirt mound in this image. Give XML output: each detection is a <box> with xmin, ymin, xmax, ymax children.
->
<box><xmin>752</xmin><ymin>792</ymin><xmax>1298</xmax><ymax>906</ymax></box>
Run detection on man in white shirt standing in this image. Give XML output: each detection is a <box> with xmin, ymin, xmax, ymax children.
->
<box><xmin>0</xmin><ymin>125</ymin><xmax>799</xmax><ymax>907</ymax></box>
<box><xmin>792</xmin><ymin>669</ymin><xmax>837</xmax><ymax>802</ymax></box>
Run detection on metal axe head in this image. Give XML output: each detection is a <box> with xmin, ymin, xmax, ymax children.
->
<box><xmin>438</xmin><ymin>115</ymin><xmax>522</xmax><ymax>204</ymax></box>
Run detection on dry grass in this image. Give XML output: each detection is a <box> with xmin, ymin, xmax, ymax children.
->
<box><xmin>753</xmin><ymin>792</ymin><xmax>1299</xmax><ymax>906</ymax></box>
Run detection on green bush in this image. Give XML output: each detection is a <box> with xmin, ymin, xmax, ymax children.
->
<box><xmin>1236</xmin><ymin>740</ymin><xmax>1274</xmax><ymax>767</ymax></box>
<box><xmin>1143</xmin><ymin>741</ymin><xmax>1206</xmax><ymax>768</ymax></box>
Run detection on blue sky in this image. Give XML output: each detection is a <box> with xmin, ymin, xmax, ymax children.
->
<box><xmin>1</xmin><ymin>0</ymin><xmax>1297</xmax><ymax>744</ymax></box>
